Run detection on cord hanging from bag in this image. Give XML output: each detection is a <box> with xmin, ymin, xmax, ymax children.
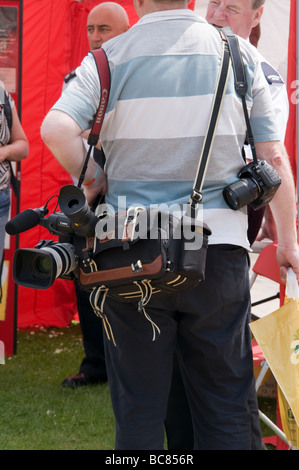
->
<box><xmin>89</xmin><ymin>286</ymin><xmax>116</xmax><ymax>346</ymax></box>
<box><xmin>135</xmin><ymin>280</ymin><xmax>161</xmax><ymax>341</ymax></box>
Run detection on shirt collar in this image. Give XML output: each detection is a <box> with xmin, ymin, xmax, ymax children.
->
<box><xmin>133</xmin><ymin>9</ymin><xmax>207</xmax><ymax>27</ymax></box>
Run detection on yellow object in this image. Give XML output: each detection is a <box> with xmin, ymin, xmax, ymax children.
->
<box><xmin>250</xmin><ymin>270</ymin><xmax>299</xmax><ymax>450</ymax></box>
<box><xmin>250</xmin><ymin>293</ymin><xmax>299</xmax><ymax>450</ymax></box>
<box><xmin>278</xmin><ymin>385</ymin><xmax>299</xmax><ymax>449</ymax></box>
<box><xmin>0</xmin><ymin>260</ymin><xmax>9</xmax><ymax>322</ymax></box>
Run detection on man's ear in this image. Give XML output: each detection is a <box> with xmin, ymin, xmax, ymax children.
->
<box><xmin>134</xmin><ymin>0</ymin><xmax>145</xmax><ymax>18</ymax></box>
<box><xmin>252</xmin><ymin>6</ymin><xmax>264</xmax><ymax>29</ymax></box>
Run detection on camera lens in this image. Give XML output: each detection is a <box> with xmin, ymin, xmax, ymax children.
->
<box><xmin>223</xmin><ymin>178</ymin><xmax>260</xmax><ymax>210</ymax></box>
<box><xmin>13</xmin><ymin>243</ymin><xmax>77</xmax><ymax>289</ymax></box>
<box><xmin>35</xmin><ymin>255</ymin><xmax>52</xmax><ymax>275</ymax></box>
<box><xmin>35</xmin><ymin>243</ymin><xmax>76</xmax><ymax>280</ymax></box>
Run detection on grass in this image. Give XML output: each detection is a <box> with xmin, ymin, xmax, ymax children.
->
<box><xmin>258</xmin><ymin>397</ymin><xmax>277</xmax><ymax>450</ymax></box>
<box><xmin>0</xmin><ymin>323</ymin><xmax>115</xmax><ymax>450</ymax></box>
<box><xmin>0</xmin><ymin>323</ymin><xmax>278</xmax><ymax>450</ymax></box>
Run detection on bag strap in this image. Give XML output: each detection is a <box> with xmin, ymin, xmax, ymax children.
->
<box><xmin>77</xmin><ymin>48</ymin><xmax>110</xmax><ymax>188</ymax></box>
<box><xmin>3</xmin><ymin>90</ymin><xmax>12</xmax><ymax>131</ymax></box>
<box><xmin>1</xmin><ymin>89</ymin><xmax>20</xmax><ymax>198</ymax></box>
<box><xmin>220</xmin><ymin>27</ymin><xmax>258</xmax><ymax>165</ymax></box>
<box><xmin>189</xmin><ymin>33</ymin><xmax>231</xmax><ymax>217</ymax></box>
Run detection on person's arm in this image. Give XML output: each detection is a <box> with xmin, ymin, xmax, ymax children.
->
<box><xmin>40</xmin><ymin>109</ymin><xmax>107</xmax><ymax>203</ymax></box>
<box><xmin>0</xmin><ymin>106</ymin><xmax>28</xmax><ymax>162</ymax></box>
<box><xmin>255</xmin><ymin>140</ymin><xmax>299</xmax><ymax>283</ymax></box>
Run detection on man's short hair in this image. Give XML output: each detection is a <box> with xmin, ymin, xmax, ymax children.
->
<box><xmin>252</xmin><ymin>0</ymin><xmax>265</xmax><ymax>9</ymax></box>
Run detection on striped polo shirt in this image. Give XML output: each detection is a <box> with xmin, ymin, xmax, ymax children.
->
<box><xmin>52</xmin><ymin>10</ymin><xmax>280</xmax><ymax>249</ymax></box>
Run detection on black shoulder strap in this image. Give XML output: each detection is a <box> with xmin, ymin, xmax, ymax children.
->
<box><xmin>220</xmin><ymin>27</ymin><xmax>258</xmax><ymax>164</ymax></box>
<box><xmin>189</xmin><ymin>32</ymin><xmax>231</xmax><ymax>216</ymax></box>
<box><xmin>2</xmin><ymin>89</ymin><xmax>12</xmax><ymax>132</ymax></box>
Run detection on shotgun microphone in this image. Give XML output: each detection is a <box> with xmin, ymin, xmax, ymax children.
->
<box><xmin>5</xmin><ymin>208</ymin><xmax>49</xmax><ymax>236</ymax></box>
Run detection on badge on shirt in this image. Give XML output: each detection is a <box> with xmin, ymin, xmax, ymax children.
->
<box><xmin>261</xmin><ymin>62</ymin><xmax>284</xmax><ymax>85</ymax></box>
<box><xmin>64</xmin><ymin>69</ymin><xmax>77</xmax><ymax>84</ymax></box>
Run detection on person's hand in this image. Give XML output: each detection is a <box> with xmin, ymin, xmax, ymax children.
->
<box><xmin>83</xmin><ymin>169</ymin><xmax>107</xmax><ymax>206</ymax></box>
<box><xmin>276</xmin><ymin>242</ymin><xmax>299</xmax><ymax>284</ymax></box>
<box><xmin>81</xmin><ymin>130</ymin><xmax>102</xmax><ymax>150</ymax></box>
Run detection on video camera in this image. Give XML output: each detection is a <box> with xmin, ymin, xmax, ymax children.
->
<box><xmin>5</xmin><ymin>185</ymin><xmax>98</xmax><ymax>289</ymax></box>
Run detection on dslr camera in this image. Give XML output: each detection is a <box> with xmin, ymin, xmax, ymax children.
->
<box><xmin>223</xmin><ymin>159</ymin><xmax>281</xmax><ymax>211</ymax></box>
<box><xmin>6</xmin><ymin>185</ymin><xmax>99</xmax><ymax>289</ymax></box>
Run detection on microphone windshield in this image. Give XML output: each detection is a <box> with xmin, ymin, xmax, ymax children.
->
<box><xmin>5</xmin><ymin>209</ymin><xmax>42</xmax><ymax>235</ymax></box>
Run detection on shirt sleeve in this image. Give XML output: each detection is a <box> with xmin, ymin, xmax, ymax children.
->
<box><xmin>52</xmin><ymin>53</ymin><xmax>101</xmax><ymax>131</ymax></box>
<box><xmin>249</xmin><ymin>59</ymin><xmax>281</xmax><ymax>143</ymax></box>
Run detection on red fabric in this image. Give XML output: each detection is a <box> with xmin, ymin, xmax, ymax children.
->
<box><xmin>18</xmin><ymin>0</ymin><xmax>76</xmax><ymax>328</ymax></box>
<box><xmin>276</xmin><ymin>0</ymin><xmax>297</xmax><ymax>450</ymax></box>
<box><xmin>284</xmin><ymin>0</ymin><xmax>297</xmax><ymax>183</ymax></box>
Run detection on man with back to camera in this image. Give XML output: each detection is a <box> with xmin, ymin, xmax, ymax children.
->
<box><xmin>164</xmin><ymin>0</ymin><xmax>290</xmax><ymax>450</ymax></box>
<box><xmin>61</xmin><ymin>2</ymin><xmax>130</xmax><ymax>389</ymax></box>
<box><xmin>41</xmin><ymin>0</ymin><xmax>299</xmax><ymax>449</ymax></box>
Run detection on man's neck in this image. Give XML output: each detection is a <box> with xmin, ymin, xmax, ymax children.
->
<box><xmin>137</xmin><ymin>0</ymin><xmax>189</xmax><ymax>18</ymax></box>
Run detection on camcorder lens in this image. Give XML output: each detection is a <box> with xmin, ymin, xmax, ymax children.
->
<box><xmin>35</xmin><ymin>255</ymin><xmax>52</xmax><ymax>275</ymax></box>
<box><xmin>13</xmin><ymin>243</ymin><xmax>77</xmax><ymax>289</ymax></box>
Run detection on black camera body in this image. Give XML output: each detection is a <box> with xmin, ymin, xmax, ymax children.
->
<box><xmin>7</xmin><ymin>185</ymin><xmax>99</xmax><ymax>289</ymax></box>
<box><xmin>223</xmin><ymin>159</ymin><xmax>281</xmax><ymax>211</ymax></box>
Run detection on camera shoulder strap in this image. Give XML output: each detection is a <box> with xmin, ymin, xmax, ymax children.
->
<box><xmin>77</xmin><ymin>48</ymin><xmax>110</xmax><ymax>188</ymax></box>
<box><xmin>220</xmin><ymin>27</ymin><xmax>258</xmax><ymax>164</ymax></box>
<box><xmin>189</xmin><ymin>32</ymin><xmax>231</xmax><ymax>217</ymax></box>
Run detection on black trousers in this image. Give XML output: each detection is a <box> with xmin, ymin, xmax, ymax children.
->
<box><xmin>165</xmin><ymin>353</ymin><xmax>263</xmax><ymax>450</ymax></box>
<box><xmin>75</xmin><ymin>282</ymin><xmax>107</xmax><ymax>381</ymax></box>
<box><xmin>103</xmin><ymin>245</ymin><xmax>260</xmax><ymax>450</ymax></box>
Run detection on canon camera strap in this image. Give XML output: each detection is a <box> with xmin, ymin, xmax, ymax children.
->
<box><xmin>77</xmin><ymin>48</ymin><xmax>111</xmax><ymax>189</ymax></box>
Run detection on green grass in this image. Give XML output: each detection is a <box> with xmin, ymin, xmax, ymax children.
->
<box><xmin>0</xmin><ymin>323</ymin><xmax>115</xmax><ymax>450</ymax></box>
<box><xmin>258</xmin><ymin>397</ymin><xmax>277</xmax><ymax>450</ymax></box>
<box><xmin>0</xmin><ymin>323</ymin><xmax>278</xmax><ymax>450</ymax></box>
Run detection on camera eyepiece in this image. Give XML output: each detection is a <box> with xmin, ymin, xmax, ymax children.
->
<box><xmin>59</xmin><ymin>185</ymin><xmax>97</xmax><ymax>237</ymax></box>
